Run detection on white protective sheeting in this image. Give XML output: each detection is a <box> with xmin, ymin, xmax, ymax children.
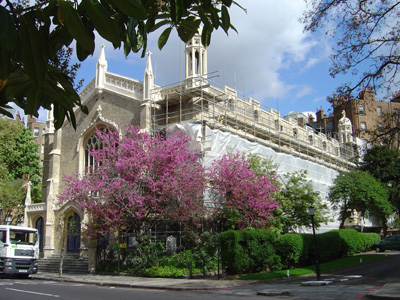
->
<box><xmin>173</xmin><ymin>122</ymin><xmax>373</xmax><ymax>233</ymax></box>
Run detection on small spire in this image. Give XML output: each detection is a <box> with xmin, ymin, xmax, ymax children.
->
<box><xmin>96</xmin><ymin>45</ymin><xmax>107</xmax><ymax>93</ymax></box>
<box><xmin>143</xmin><ymin>51</ymin><xmax>154</xmax><ymax>100</ymax></box>
<box><xmin>145</xmin><ymin>51</ymin><xmax>153</xmax><ymax>76</ymax></box>
<box><xmin>98</xmin><ymin>44</ymin><xmax>107</xmax><ymax>65</ymax></box>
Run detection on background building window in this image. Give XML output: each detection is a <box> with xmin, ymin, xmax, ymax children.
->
<box><xmin>377</xmin><ymin>106</ymin><xmax>382</xmax><ymax>117</ymax></box>
<box><xmin>359</xmin><ymin>104</ymin><xmax>365</xmax><ymax>115</ymax></box>
<box><xmin>33</xmin><ymin>127</ymin><xmax>39</xmax><ymax>137</ymax></box>
<box><xmin>275</xmin><ymin>120</ymin><xmax>279</xmax><ymax>131</ymax></box>
<box><xmin>360</xmin><ymin>122</ymin><xmax>367</xmax><ymax>133</ymax></box>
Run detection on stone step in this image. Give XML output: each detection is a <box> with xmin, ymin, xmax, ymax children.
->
<box><xmin>38</xmin><ymin>254</ymin><xmax>89</xmax><ymax>274</ymax></box>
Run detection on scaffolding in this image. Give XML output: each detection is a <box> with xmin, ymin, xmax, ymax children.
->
<box><xmin>150</xmin><ymin>76</ymin><xmax>356</xmax><ymax>172</ymax></box>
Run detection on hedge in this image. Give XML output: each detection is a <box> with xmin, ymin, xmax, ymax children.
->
<box><xmin>220</xmin><ymin>229</ymin><xmax>381</xmax><ymax>275</ymax></box>
<box><xmin>357</xmin><ymin>232</ymin><xmax>381</xmax><ymax>252</ymax></box>
<box><xmin>219</xmin><ymin>229</ymin><xmax>278</xmax><ymax>274</ymax></box>
<box><xmin>275</xmin><ymin>234</ymin><xmax>303</xmax><ymax>269</ymax></box>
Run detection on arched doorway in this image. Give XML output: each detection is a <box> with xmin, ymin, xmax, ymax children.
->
<box><xmin>35</xmin><ymin>217</ymin><xmax>44</xmax><ymax>256</ymax></box>
<box><xmin>67</xmin><ymin>213</ymin><xmax>81</xmax><ymax>253</ymax></box>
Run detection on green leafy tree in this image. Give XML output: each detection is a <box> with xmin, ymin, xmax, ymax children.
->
<box><xmin>0</xmin><ymin>178</ymin><xmax>25</xmax><ymax>224</ymax></box>
<box><xmin>0</xmin><ymin>0</ymin><xmax>242</xmax><ymax>129</ymax></box>
<box><xmin>0</xmin><ymin>118</ymin><xmax>41</xmax><ymax>203</ymax></box>
<box><xmin>359</xmin><ymin>146</ymin><xmax>400</xmax><ymax>226</ymax></box>
<box><xmin>275</xmin><ymin>170</ymin><xmax>328</xmax><ymax>233</ymax></box>
<box><xmin>303</xmin><ymin>1</ymin><xmax>400</xmax><ymax>98</ymax></box>
<box><xmin>246</xmin><ymin>155</ymin><xmax>328</xmax><ymax>233</ymax></box>
<box><xmin>0</xmin><ymin>118</ymin><xmax>41</xmax><ymax>180</ymax></box>
<box><xmin>328</xmin><ymin>170</ymin><xmax>393</xmax><ymax>234</ymax></box>
<box><xmin>247</xmin><ymin>153</ymin><xmax>279</xmax><ymax>178</ymax></box>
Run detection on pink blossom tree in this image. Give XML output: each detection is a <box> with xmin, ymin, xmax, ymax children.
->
<box><xmin>58</xmin><ymin>125</ymin><xmax>206</xmax><ymax>238</ymax></box>
<box><xmin>208</xmin><ymin>152</ymin><xmax>280</xmax><ymax>230</ymax></box>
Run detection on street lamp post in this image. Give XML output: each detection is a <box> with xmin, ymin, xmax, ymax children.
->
<box><xmin>308</xmin><ymin>205</ymin><xmax>321</xmax><ymax>281</ymax></box>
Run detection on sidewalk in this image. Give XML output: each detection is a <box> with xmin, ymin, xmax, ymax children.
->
<box><xmin>30</xmin><ymin>272</ymin><xmax>256</xmax><ymax>291</ymax></box>
<box><xmin>30</xmin><ymin>272</ymin><xmax>400</xmax><ymax>299</ymax></box>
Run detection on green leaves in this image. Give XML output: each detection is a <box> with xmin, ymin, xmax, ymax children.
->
<box><xmin>81</xmin><ymin>0</ymin><xmax>121</xmax><ymax>48</ymax></box>
<box><xmin>0</xmin><ymin>0</ymin><xmax>241</xmax><ymax>130</ymax></box>
<box><xmin>177</xmin><ymin>17</ymin><xmax>201</xmax><ymax>43</ymax></box>
<box><xmin>58</xmin><ymin>0</ymin><xmax>95</xmax><ymax>54</ymax></box>
<box><xmin>108</xmin><ymin>0</ymin><xmax>147</xmax><ymax>20</ymax></box>
<box><xmin>221</xmin><ymin>5</ymin><xmax>230</xmax><ymax>32</ymax></box>
<box><xmin>158</xmin><ymin>27</ymin><xmax>172</xmax><ymax>50</ymax></box>
<box><xmin>329</xmin><ymin>170</ymin><xmax>392</xmax><ymax>229</ymax></box>
<box><xmin>0</xmin><ymin>6</ymin><xmax>17</xmax><ymax>51</ymax></box>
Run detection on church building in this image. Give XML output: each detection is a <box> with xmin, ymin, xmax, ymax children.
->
<box><xmin>23</xmin><ymin>31</ymin><xmax>365</xmax><ymax>271</ymax></box>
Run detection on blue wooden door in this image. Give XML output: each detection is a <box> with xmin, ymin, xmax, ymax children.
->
<box><xmin>67</xmin><ymin>213</ymin><xmax>81</xmax><ymax>252</ymax></box>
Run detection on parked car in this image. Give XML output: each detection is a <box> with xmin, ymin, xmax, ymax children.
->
<box><xmin>371</xmin><ymin>235</ymin><xmax>400</xmax><ymax>252</ymax></box>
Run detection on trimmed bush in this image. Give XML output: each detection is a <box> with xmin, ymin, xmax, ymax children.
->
<box><xmin>357</xmin><ymin>232</ymin><xmax>381</xmax><ymax>252</ymax></box>
<box><xmin>243</xmin><ymin>230</ymin><xmax>279</xmax><ymax>272</ymax></box>
<box><xmin>275</xmin><ymin>234</ymin><xmax>304</xmax><ymax>269</ymax></box>
<box><xmin>219</xmin><ymin>229</ymin><xmax>278</xmax><ymax>274</ymax></box>
<box><xmin>316</xmin><ymin>231</ymin><xmax>343</xmax><ymax>262</ymax></box>
<box><xmin>219</xmin><ymin>230</ymin><xmax>251</xmax><ymax>274</ymax></box>
<box><xmin>335</xmin><ymin>229</ymin><xmax>359</xmax><ymax>256</ymax></box>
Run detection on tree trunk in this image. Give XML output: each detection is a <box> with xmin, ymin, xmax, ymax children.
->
<box><xmin>59</xmin><ymin>248</ymin><xmax>64</xmax><ymax>277</ymax></box>
<box><xmin>339</xmin><ymin>215</ymin><xmax>346</xmax><ymax>229</ymax></box>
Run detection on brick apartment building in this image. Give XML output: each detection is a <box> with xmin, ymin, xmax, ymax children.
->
<box><xmin>331</xmin><ymin>86</ymin><xmax>400</xmax><ymax>148</ymax></box>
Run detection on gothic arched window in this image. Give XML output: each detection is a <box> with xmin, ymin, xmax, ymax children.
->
<box><xmin>84</xmin><ymin>127</ymin><xmax>107</xmax><ymax>174</ymax></box>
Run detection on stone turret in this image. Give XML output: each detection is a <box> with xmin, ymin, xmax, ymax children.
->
<box><xmin>338</xmin><ymin>110</ymin><xmax>354</xmax><ymax>144</ymax></box>
<box><xmin>185</xmin><ymin>27</ymin><xmax>207</xmax><ymax>88</ymax></box>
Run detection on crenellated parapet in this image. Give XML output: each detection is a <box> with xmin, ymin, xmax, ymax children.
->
<box><xmin>153</xmin><ymin>80</ymin><xmax>356</xmax><ymax>172</ymax></box>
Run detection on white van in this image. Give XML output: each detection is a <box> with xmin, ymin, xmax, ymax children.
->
<box><xmin>0</xmin><ymin>225</ymin><xmax>39</xmax><ymax>278</ymax></box>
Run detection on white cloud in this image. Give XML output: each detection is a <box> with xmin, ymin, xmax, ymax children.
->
<box><xmin>312</xmin><ymin>96</ymin><xmax>327</xmax><ymax>104</ymax></box>
<box><xmin>296</xmin><ymin>86</ymin><xmax>314</xmax><ymax>98</ymax></box>
<box><xmin>150</xmin><ymin>0</ymin><xmax>322</xmax><ymax>105</ymax></box>
<box><xmin>75</xmin><ymin>0</ymin><xmax>334</xmax><ymax>115</ymax></box>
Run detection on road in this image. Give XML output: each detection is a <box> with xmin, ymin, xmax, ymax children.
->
<box><xmin>1</xmin><ymin>252</ymin><xmax>399</xmax><ymax>300</ymax></box>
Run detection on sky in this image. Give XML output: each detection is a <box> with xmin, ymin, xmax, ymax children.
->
<box><xmin>31</xmin><ymin>0</ymin><xmax>352</xmax><ymax>123</ymax></box>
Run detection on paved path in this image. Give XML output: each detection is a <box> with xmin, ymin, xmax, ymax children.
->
<box><xmin>30</xmin><ymin>272</ymin><xmax>400</xmax><ymax>299</ymax></box>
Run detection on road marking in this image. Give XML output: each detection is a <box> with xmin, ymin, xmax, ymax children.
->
<box><xmin>356</xmin><ymin>286</ymin><xmax>381</xmax><ymax>299</ymax></box>
<box><xmin>6</xmin><ymin>288</ymin><xmax>60</xmax><ymax>298</ymax></box>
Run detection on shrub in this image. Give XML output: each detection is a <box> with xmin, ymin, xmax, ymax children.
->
<box><xmin>159</xmin><ymin>250</ymin><xmax>193</xmax><ymax>269</ymax></box>
<box><xmin>143</xmin><ymin>265</ymin><xmax>202</xmax><ymax>277</ymax></box>
<box><xmin>299</xmin><ymin>234</ymin><xmax>313</xmax><ymax>266</ymax></box>
<box><xmin>336</xmin><ymin>229</ymin><xmax>359</xmax><ymax>256</ymax></box>
<box><xmin>219</xmin><ymin>229</ymin><xmax>278</xmax><ymax>274</ymax></box>
<box><xmin>315</xmin><ymin>231</ymin><xmax>342</xmax><ymax>262</ymax></box>
<box><xmin>192</xmin><ymin>232</ymin><xmax>219</xmax><ymax>273</ymax></box>
<box><xmin>276</xmin><ymin>234</ymin><xmax>304</xmax><ymax>269</ymax></box>
<box><xmin>219</xmin><ymin>230</ymin><xmax>251</xmax><ymax>274</ymax></box>
<box><xmin>243</xmin><ymin>230</ymin><xmax>278</xmax><ymax>272</ymax></box>
<box><xmin>357</xmin><ymin>232</ymin><xmax>381</xmax><ymax>252</ymax></box>
<box><xmin>125</xmin><ymin>241</ymin><xmax>165</xmax><ymax>275</ymax></box>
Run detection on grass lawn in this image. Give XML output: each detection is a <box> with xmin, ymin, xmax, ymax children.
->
<box><xmin>239</xmin><ymin>254</ymin><xmax>390</xmax><ymax>280</ymax></box>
